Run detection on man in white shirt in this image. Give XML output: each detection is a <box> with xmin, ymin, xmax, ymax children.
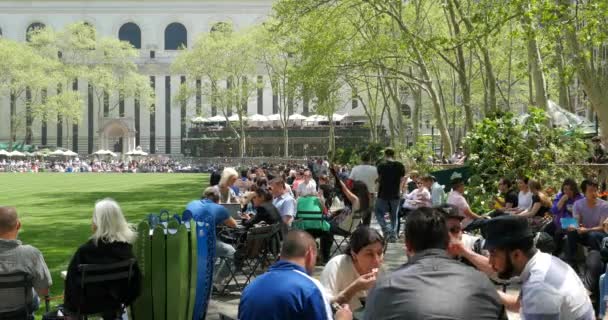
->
<box><xmin>296</xmin><ymin>170</ymin><xmax>318</xmax><ymax>197</ymax></box>
<box><xmin>349</xmin><ymin>153</ymin><xmax>378</xmax><ymax>195</ymax></box>
<box><xmin>486</xmin><ymin>216</ymin><xmax>594</xmax><ymax>320</ymax></box>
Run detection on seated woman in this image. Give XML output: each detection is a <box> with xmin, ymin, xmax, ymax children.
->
<box><xmin>213</xmin><ymin>167</ymin><xmax>239</xmax><ymax>203</ymax></box>
<box><xmin>545</xmin><ymin>178</ymin><xmax>582</xmax><ymax>255</ymax></box>
<box><xmin>241</xmin><ymin>187</ymin><xmax>281</xmax><ymax>228</ymax></box>
<box><xmin>517</xmin><ymin>180</ymin><xmax>552</xmax><ymax>218</ymax></box>
<box><xmin>320</xmin><ymin>226</ymin><xmax>384</xmax><ymax>311</ymax></box>
<box><xmin>63</xmin><ymin>199</ymin><xmax>141</xmax><ymax>319</ymax></box>
<box><xmin>319</xmin><ymin>166</ymin><xmax>371</xmax><ymax>263</ymax></box>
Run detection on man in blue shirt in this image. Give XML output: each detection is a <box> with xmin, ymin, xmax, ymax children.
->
<box><xmin>270</xmin><ymin>178</ymin><xmax>297</xmax><ymax>227</ymax></box>
<box><xmin>239</xmin><ymin>230</ymin><xmax>352</xmax><ymax>320</ymax></box>
<box><xmin>185</xmin><ymin>187</ymin><xmax>237</xmax><ymax>292</ymax></box>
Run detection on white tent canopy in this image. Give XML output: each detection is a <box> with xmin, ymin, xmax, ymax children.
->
<box><xmin>332</xmin><ymin>113</ymin><xmax>348</xmax><ymax>122</ymax></box>
<box><xmin>305</xmin><ymin>114</ymin><xmax>329</xmax><ymax>122</ymax></box>
<box><xmin>517</xmin><ymin>100</ymin><xmax>595</xmax><ymax>132</ymax></box>
<box><xmin>93</xmin><ymin>149</ymin><xmax>111</xmax><ymax>155</ymax></box>
<box><xmin>63</xmin><ymin>150</ymin><xmax>78</xmax><ymax>157</ymax></box>
<box><xmin>0</xmin><ymin>150</ymin><xmax>9</xmax><ymax>156</ymax></box>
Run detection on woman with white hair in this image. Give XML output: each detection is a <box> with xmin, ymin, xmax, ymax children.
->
<box><xmin>213</xmin><ymin>167</ymin><xmax>239</xmax><ymax>203</ymax></box>
<box><xmin>63</xmin><ymin>198</ymin><xmax>141</xmax><ymax>318</ymax></box>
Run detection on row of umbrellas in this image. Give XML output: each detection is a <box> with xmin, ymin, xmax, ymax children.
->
<box><xmin>0</xmin><ymin>149</ymin><xmax>78</xmax><ymax>157</ymax></box>
<box><xmin>191</xmin><ymin>113</ymin><xmax>349</xmax><ymax>124</ymax></box>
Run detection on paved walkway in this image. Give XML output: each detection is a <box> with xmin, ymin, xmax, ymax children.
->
<box><xmin>206</xmin><ymin>224</ymin><xmax>522</xmax><ymax>320</ymax></box>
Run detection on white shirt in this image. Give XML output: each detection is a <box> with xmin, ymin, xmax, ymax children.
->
<box><xmin>349</xmin><ymin>164</ymin><xmax>378</xmax><ymax>194</ymax></box>
<box><xmin>296</xmin><ymin>179</ymin><xmax>318</xmax><ymax>197</ymax></box>
<box><xmin>320</xmin><ymin>254</ymin><xmax>367</xmax><ymax>311</ymax></box>
<box><xmin>402</xmin><ymin>188</ymin><xmax>431</xmax><ymax>209</ymax></box>
<box><xmin>519</xmin><ymin>251</ymin><xmax>593</xmax><ymax>320</ymax></box>
<box><xmin>518</xmin><ymin>190</ymin><xmax>534</xmax><ymax>211</ymax></box>
<box><xmin>447</xmin><ymin>190</ymin><xmax>473</xmax><ymax>227</ymax></box>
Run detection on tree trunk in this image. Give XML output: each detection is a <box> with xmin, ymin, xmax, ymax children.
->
<box><xmin>556</xmin><ymin>37</ymin><xmax>572</xmax><ymax>111</ymax></box>
<box><xmin>239</xmin><ymin>119</ymin><xmax>246</xmax><ymax>158</ymax></box>
<box><xmin>283</xmin><ymin>125</ymin><xmax>289</xmax><ymax>158</ymax></box>
<box><xmin>524</xmin><ymin>3</ymin><xmax>548</xmax><ymax>111</ymax></box>
<box><xmin>411</xmin><ymin>84</ymin><xmax>422</xmax><ymax>145</ymax></box>
<box><xmin>482</xmin><ymin>47</ymin><xmax>498</xmax><ymax>114</ymax></box>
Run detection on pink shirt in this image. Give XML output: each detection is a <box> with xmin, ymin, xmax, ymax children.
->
<box><xmin>447</xmin><ymin>191</ymin><xmax>472</xmax><ymax>227</ymax></box>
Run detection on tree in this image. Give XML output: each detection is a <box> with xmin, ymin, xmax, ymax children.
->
<box><xmin>29</xmin><ymin>22</ymin><xmax>154</xmax><ymax>148</ymax></box>
<box><xmin>173</xmin><ymin>23</ymin><xmax>259</xmax><ymax>157</ymax></box>
<box><xmin>255</xmin><ymin>22</ymin><xmax>300</xmax><ymax>157</ymax></box>
<box><xmin>0</xmin><ymin>37</ymin><xmax>77</xmax><ymax>150</ymax></box>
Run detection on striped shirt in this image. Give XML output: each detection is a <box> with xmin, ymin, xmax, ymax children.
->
<box><xmin>520</xmin><ymin>251</ymin><xmax>594</xmax><ymax>320</ymax></box>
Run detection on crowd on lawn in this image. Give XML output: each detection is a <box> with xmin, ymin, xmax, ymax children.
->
<box><xmin>3</xmin><ymin>146</ymin><xmax>608</xmax><ymax>319</ymax></box>
<box><xmin>0</xmin><ymin>158</ymin><xmax>198</xmax><ymax>173</ymax></box>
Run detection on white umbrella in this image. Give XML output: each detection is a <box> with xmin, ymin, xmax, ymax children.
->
<box><xmin>23</xmin><ymin>151</ymin><xmax>35</xmax><ymax>157</ymax></box>
<box><xmin>332</xmin><ymin>113</ymin><xmax>348</xmax><ymax>122</ymax></box>
<box><xmin>289</xmin><ymin>113</ymin><xmax>308</xmax><ymax>121</ymax></box>
<box><xmin>267</xmin><ymin>114</ymin><xmax>281</xmax><ymax>121</ymax></box>
<box><xmin>93</xmin><ymin>149</ymin><xmax>111</xmax><ymax>155</ymax></box>
<box><xmin>50</xmin><ymin>150</ymin><xmax>65</xmax><ymax>156</ymax></box>
<box><xmin>108</xmin><ymin>151</ymin><xmax>117</xmax><ymax>157</ymax></box>
<box><xmin>0</xmin><ymin>150</ymin><xmax>9</xmax><ymax>156</ymax></box>
<box><xmin>135</xmin><ymin>150</ymin><xmax>148</xmax><ymax>156</ymax></box>
<box><xmin>33</xmin><ymin>151</ymin><xmax>47</xmax><ymax>157</ymax></box>
<box><xmin>63</xmin><ymin>150</ymin><xmax>78</xmax><ymax>157</ymax></box>
<box><xmin>207</xmin><ymin>115</ymin><xmax>226</xmax><ymax>122</ymax></box>
<box><xmin>248</xmin><ymin>114</ymin><xmax>268</xmax><ymax>122</ymax></box>
<box><xmin>8</xmin><ymin>150</ymin><xmax>25</xmax><ymax>157</ymax></box>
<box><xmin>228</xmin><ymin>114</ymin><xmax>246</xmax><ymax>121</ymax></box>
<box><xmin>305</xmin><ymin>114</ymin><xmax>329</xmax><ymax>122</ymax></box>
<box><xmin>191</xmin><ymin>116</ymin><xmax>207</xmax><ymax>123</ymax></box>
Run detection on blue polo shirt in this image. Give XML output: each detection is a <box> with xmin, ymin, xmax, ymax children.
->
<box><xmin>185</xmin><ymin>199</ymin><xmax>229</xmax><ymax>225</ymax></box>
<box><xmin>238</xmin><ymin>260</ymin><xmax>333</xmax><ymax>320</ymax></box>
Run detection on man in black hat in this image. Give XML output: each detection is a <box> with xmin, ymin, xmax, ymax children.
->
<box><xmin>485</xmin><ymin>216</ymin><xmax>594</xmax><ymax>318</ymax></box>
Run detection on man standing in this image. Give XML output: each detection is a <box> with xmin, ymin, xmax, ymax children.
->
<box><xmin>270</xmin><ymin>178</ymin><xmax>297</xmax><ymax>227</ymax></box>
<box><xmin>486</xmin><ymin>216</ymin><xmax>594</xmax><ymax>319</ymax></box>
<box><xmin>365</xmin><ymin>207</ymin><xmax>502</xmax><ymax>319</ymax></box>
<box><xmin>239</xmin><ymin>230</ymin><xmax>352</xmax><ymax>320</ymax></box>
<box><xmin>350</xmin><ymin>153</ymin><xmax>377</xmax><ymax>226</ymax></box>
<box><xmin>375</xmin><ymin>148</ymin><xmax>405</xmax><ymax>242</ymax></box>
<box><xmin>185</xmin><ymin>187</ymin><xmax>238</xmax><ymax>292</ymax></box>
<box><xmin>0</xmin><ymin>206</ymin><xmax>52</xmax><ymax>315</ymax></box>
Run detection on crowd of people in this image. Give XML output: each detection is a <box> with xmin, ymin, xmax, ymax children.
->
<box><xmin>3</xmin><ymin>146</ymin><xmax>608</xmax><ymax>320</ymax></box>
<box><xmin>0</xmin><ymin>158</ymin><xmax>198</xmax><ymax>173</ymax></box>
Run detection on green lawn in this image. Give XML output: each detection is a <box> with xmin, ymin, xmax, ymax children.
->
<box><xmin>0</xmin><ymin>173</ymin><xmax>208</xmax><ymax>304</ymax></box>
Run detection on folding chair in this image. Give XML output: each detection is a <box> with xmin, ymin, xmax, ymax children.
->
<box><xmin>0</xmin><ymin>271</ymin><xmax>49</xmax><ymax>320</ymax></box>
<box><xmin>217</xmin><ymin>223</ymin><xmax>281</xmax><ymax>294</ymax></box>
<box><xmin>292</xmin><ymin>196</ymin><xmax>331</xmax><ymax>234</ymax></box>
<box><xmin>330</xmin><ymin>208</ymin><xmax>365</xmax><ymax>257</ymax></box>
<box><xmin>75</xmin><ymin>258</ymin><xmax>137</xmax><ymax>320</ymax></box>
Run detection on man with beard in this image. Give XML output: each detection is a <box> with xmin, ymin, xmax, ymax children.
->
<box><xmin>486</xmin><ymin>216</ymin><xmax>594</xmax><ymax>319</ymax></box>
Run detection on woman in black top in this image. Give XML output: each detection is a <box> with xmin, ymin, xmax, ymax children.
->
<box><xmin>64</xmin><ymin>199</ymin><xmax>141</xmax><ymax>318</ymax></box>
<box><xmin>518</xmin><ymin>180</ymin><xmax>552</xmax><ymax>218</ymax></box>
<box><xmin>241</xmin><ymin>187</ymin><xmax>281</xmax><ymax>227</ymax></box>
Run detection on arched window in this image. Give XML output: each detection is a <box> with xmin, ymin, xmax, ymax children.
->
<box><xmin>118</xmin><ymin>22</ymin><xmax>141</xmax><ymax>49</ymax></box>
<box><xmin>210</xmin><ymin>22</ymin><xmax>233</xmax><ymax>34</ymax></box>
<box><xmin>26</xmin><ymin>22</ymin><xmax>46</xmax><ymax>42</ymax></box>
<box><xmin>401</xmin><ymin>104</ymin><xmax>412</xmax><ymax>118</ymax></box>
<box><xmin>164</xmin><ymin>22</ymin><xmax>187</xmax><ymax>50</ymax></box>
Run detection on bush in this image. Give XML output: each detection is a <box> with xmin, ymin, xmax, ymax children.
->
<box><xmin>463</xmin><ymin>108</ymin><xmax>588</xmax><ymax>212</ymax></box>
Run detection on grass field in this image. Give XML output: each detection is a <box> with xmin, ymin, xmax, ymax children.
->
<box><xmin>0</xmin><ymin>173</ymin><xmax>208</xmax><ymax>303</ymax></box>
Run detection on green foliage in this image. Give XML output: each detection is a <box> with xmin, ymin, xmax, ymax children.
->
<box><xmin>464</xmin><ymin>108</ymin><xmax>587</xmax><ymax>212</ymax></box>
<box><xmin>402</xmin><ymin>135</ymin><xmax>435</xmax><ymax>173</ymax></box>
<box><xmin>334</xmin><ymin>142</ymin><xmax>385</xmax><ymax>166</ymax></box>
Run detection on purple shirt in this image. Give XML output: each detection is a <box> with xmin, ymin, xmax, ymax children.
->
<box><xmin>572</xmin><ymin>198</ymin><xmax>608</xmax><ymax>228</ymax></box>
<box><xmin>550</xmin><ymin>192</ymin><xmax>584</xmax><ymax>228</ymax></box>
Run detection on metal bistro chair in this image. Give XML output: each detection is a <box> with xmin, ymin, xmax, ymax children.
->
<box><xmin>0</xmin><ymin>271</ymin><xmax>49</xmax><ymax>320</ymax></box>
<box><xmin>218</xmin><ymin>223</ymin><xmax>282</xmax><ymax>294</ymax></box>
<box><xmin>331</xmin><ymin>208</ymin><xmax>366</xmax><ymax>257</ymax></box>
<box><xmin>75</xmin><ymin>258</ymin><xmax>137</xmax><ymax>320</ymax></box>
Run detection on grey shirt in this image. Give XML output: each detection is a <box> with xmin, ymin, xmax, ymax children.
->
<box><xmin>0</xmin><ymin>238</ymin><xmax>52</xmax><ymax>312</ymax></box>
<box><xmin>365</xmin><ymin>249</ymin><xmax>502</xmax><ymax>320</ymax></box>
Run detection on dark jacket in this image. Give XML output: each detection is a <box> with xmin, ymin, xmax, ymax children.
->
<box><xmin>64</xmin><ymin>239</ymin><xmax>142</xmax><ymax>314</ymax></box>
<box><xmin>243</xmin><ymin>201</ymin><xmax>281</xmax><ymax>228</ymax></box>
<box><xmin>365</xmin><ymin>249</ymin><xmax>502</xmax><ymax>320</ymax></box>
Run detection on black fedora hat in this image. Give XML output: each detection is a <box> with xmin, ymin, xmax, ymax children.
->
<box><xmin>484</xmin><ymin>215</ymin><xmax>534</xmax><ymax>250</ymax></box>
